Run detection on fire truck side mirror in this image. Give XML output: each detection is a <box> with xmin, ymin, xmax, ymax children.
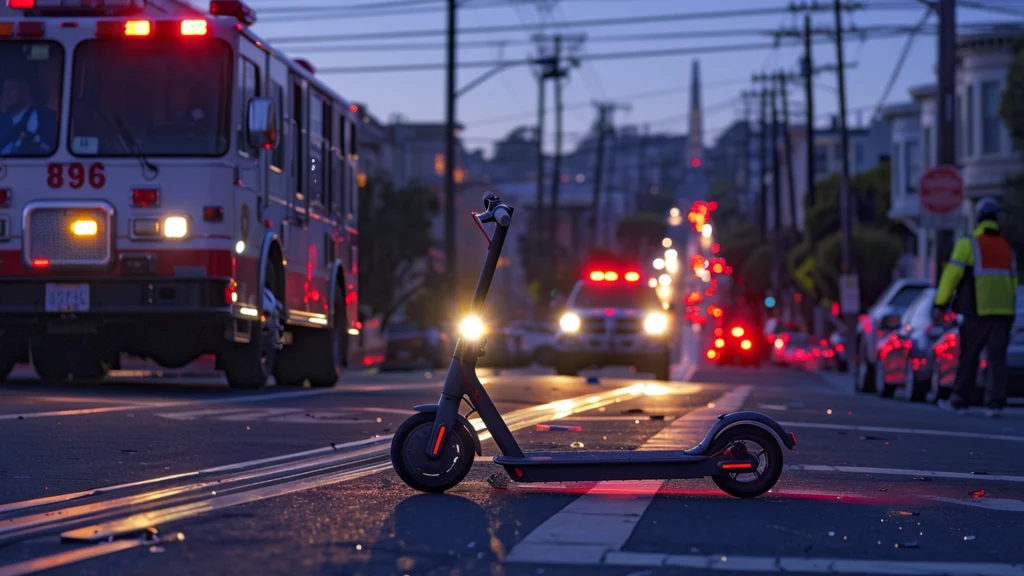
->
<box><xmin>247</xmin><ymin>97</ymin><xmax>278</xmax><ymax>150</ymax></box>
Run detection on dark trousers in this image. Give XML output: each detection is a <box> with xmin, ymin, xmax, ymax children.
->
<box><xmin>952</xmin><ymin>314</ymin><xmax>1014</xmax><ymax>409</ymax></box>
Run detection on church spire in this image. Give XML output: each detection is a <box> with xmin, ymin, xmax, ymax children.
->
<box><xmin>687</xmin><ymin>59</ymin><xmax>704</xmax><ymax>165</ymax></box>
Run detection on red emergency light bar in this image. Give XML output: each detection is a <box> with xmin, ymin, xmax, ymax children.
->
<box><xmin>209</xmin><ymin>0</ymin><xmax>257</xmax><ymax>26</ymax></box>
<box><xmin>587</xmin><ymin>270</ymin><xmax>641</xmax><ymax>283</ymax></box>
<box><xmin>8</xmin><ymin>0</ymin><xmax>147</xmax><ymax>13</ymax></box>
<box><xmin>95</xmin><ymin>19</ymin><xmax>208</xmax><ymax>38</ymax></box>
<box><xmin>7</xmin><ymin>0</ymin><xmax>35</xmax><ymax>8</ymax></box>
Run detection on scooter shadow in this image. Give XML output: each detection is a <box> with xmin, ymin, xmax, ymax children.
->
<box><xmin>358</xmin><ymin>493</ymin><xmax>499</xmax><ymax>576</ymax></box>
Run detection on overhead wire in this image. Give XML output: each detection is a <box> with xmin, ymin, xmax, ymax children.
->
<box><xmin>870</xmin><ymin>7</ymin><xmax>933</xmax><ymax>121</ymax></box>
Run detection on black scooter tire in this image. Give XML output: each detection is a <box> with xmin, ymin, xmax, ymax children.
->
<box><xmin>708</xmin><ymin>425</ymin><xmax>783</xmax><ymax>499</ymax></box>
<box><xmin>391</xmin><ymin>412</ymin><xmax>476</xmax><ymax>493</ymax></box>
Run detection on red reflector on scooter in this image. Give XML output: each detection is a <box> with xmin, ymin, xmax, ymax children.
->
<box><xmin>790</xmin><ymin>433</ymin><xmax>797</xmax><ymax>446</ymax></box>
<box><xmin>721</xmin><ymin>462</ymin><xmax>753</xmax><ymax>470</ymax></box>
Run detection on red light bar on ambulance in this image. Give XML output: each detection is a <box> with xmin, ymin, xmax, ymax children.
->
<box><xmin>9</xmin><ymin>0</ymin><xmax>145</xmax><ymax>12</ymax></box>
<box><xmin>96</xmin><ymin>19</ymin><xmax>209</xmax><ymax>38</ymax></box>
<box><xmin>209</xmin><ymin>0</ymin><xmax>257</xmax><ymax>26</ymax></box>
<box><xmin>7</xmin><ymin>0</ymin><xmax>36</xmax><ymax>9</ymax></box>
<box><xmin>587</xmin><ymin>270</ymin><xmax>641</xmax><ymax>283</ymax></box>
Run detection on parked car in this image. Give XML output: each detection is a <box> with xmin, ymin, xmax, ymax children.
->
<box><xmin>853</xmin><ymin>279</ymin><xmax>930</xmax><ymax>394</ymax></box>
<box><xmin>765</xmin><ymin>320</ymin><xmax>806</xmax><ymax>366</ymax></box>
<box><xmin>821</xmin><ymin>331</ymin><xmax>849</xmax><ymax>372</ymax></box>
<box><xmin>381</xmin><ymin>323</ymin><xmax>452</xmax><ymax>370</ymax></box>
<box><xmin>875</xmin><ymin>288</ymin><xmax>958</xmax><ymax>401</ymax></box>
<box><xmin>710</xmin><ymin>323</ymin><xmax>761</xmax><ymax>368</ymax></box>
<box><xmin>504</xmin><ymin>321</ymin><xmax>558</xmax><ymax>366</ymax></box>
<box><xmin>927</xmin><ymin>286</ymin><xmax>1024</xmax><ymax>405</ymax></box>
<box><xmin>780</xmin><ymin>331</ymin><xmax>816</xmax><ymax>368</ymax></box>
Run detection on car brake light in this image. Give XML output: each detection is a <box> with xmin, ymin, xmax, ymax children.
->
<box><xmin>774</xmin><ymin>339</ymin><xmax>784</xmax><ymax>350</ymax></box>
<box><xmin>31</xmin><ymin>257</ymin><xmax>49</xmax><ymax>268</ymax></box>
<box><xmin>740</xmin><ymin>339</ymin><xmax>752</xmax><ymax>350</ymax></box>
<box><xmin>835</xmin><ymin>344</ymin><xmax>844</xmax><ymax>352</ymax></box>
<box><xmin>706</xmin><ymin>349</ymin><xmax>717</xmax><ymax>360</ymax></box>
<box><xmin>605</xmin><ymin>271</ymin><xmax>618</xmax><ymax>281</ymax></box>
<box><xmin>181</xmin><ymin>19</ymin><xmax>208</xmax><ymax>35</ymax></box>
<box><xmin>7</xmin><ymin>0</ymin><xmax>35</xmax><ymax>9</ymax></box>
<box><xmin>624</xmin><ymin>271</ymin><xmax>640</xmax><ymax>282</ymax></box>
<box><xmin>731</xmin><ymin>327</ymin><xmax>744</xmax><ymax>338</ymax></box>
<box><xmin>589</xmin><ymin>271</ymin><xmax>605</xmax><ymax>281</ymax></box>
<box><xmin>714</xmin><ymin>338</ymin><xmax>725</xmax><ymax>348</ymax></box>
<box><xmin>132</xmin><ymin>189</ymin><xmax>159</xmax><ymax>207</ymax></box>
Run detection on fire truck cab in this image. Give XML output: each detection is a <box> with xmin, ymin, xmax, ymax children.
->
<box><xmin>554</xmin><ymin>266</ymin><xmax>673</xmax><ymax>380</ymax></box>
<box><xmin>0</xmin><ymin>0</ymin><xmax>360</xmax><ymax>389</ymax></box>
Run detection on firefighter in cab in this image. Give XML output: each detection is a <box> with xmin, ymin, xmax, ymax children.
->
<box><xmin>933</xmin><ymin>197</ymin><xmax>1017</xmax><ymax>417</ymax></box>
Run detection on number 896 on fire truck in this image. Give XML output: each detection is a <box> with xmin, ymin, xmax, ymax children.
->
<box><xmin>0</xmin><ymin>0</ymin><xmax>361</xmax><ymax>389</ymax></box>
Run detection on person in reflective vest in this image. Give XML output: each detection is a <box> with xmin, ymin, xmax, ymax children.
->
<box><xmin>933</xmin><ymin>197</ymin><xmax>1017</xmax><ymax>417</ymax></box>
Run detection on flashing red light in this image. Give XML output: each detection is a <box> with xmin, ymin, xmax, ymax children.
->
<box><xmin>8</xmin><ymin>0</ymin><xmax>35</xmax><ymax>9</ymax></box>
<box><xmin>709</xmin><ymin>201</ymin><xmax>718</xmax><ymax>211</ymax></box>
<box><xmin>589</xmin><ymin>270</ymin><xmax>605</xmax><ymax>281</ymax></box>
<box><xmin>181</xmin><ymin>19</ymin><xmax>208</xmax><ymax>35</ymax></box>
<box><xmin>714</xmin><ymin>338</ymin><xmax>725</xmax><ymax>348</ymax></box>
<box><xmin>209</xmin><ymin>0</ymin><xmax>258</xmax><ymax>26</ymax></box>
<box><xmin>794</xmin><ymin>292</ymin><xmax>803</xmax><ymax>303</ymax></box>
<box><xmin>624</xmin><ymin>271</ymin><xmax>640</xmax><ymax>282</ymax></box>
<box><xmin>714</xmin><ymin>328</ymin><xmax>723</xmax><ymax>337</ymax></box>
<box><xmin>706</xmin><ymin>349</ymin><xmax>717</xmax><ymax>360</ymax></box>
<box><xmin>691</xmin><ymin>158</ymin><xmax>701</xmax><ymax>168</ymax></box>
<box><xmin>604</xmin><ymin>271</ymin><xmax>619</xmax><ymax>282</ymax></box>
<box><xmin>350</xmin><ymin>104</ymin><xmax>359</xmax><ymax>113</ymax></box>
<box><xmin>740</xmin><ymin>339</ymin><xmax>752</xmax><ymax>350</ymax></box>
<box><xmin>132</xmin><ymin>189</ymin><xmax>159</xmax><ymax>207</ymax></box>
<box><xmin>709</xmin><ymin>306</ymin><xmax>723</xmax><ymax>318</ymax></box>
<box><xmin>31</xmin><ymin>258</ymin><xmax>49</xmax><ymax>268</ymax></box>
<box><xmin>831</xmin><ymin>302</ymin><xmax>840</xmax><ymax>317</ymax></box>
<box><xmin>124</xmin><ymin>19</ymin><xmax>151</xmax><ymax>36</ymax></box>
<box><xmin>731</xmin><ymin>326</ymin><xmax>745</xmax><ymax>338</ymax></box>
<box><xmin>724</xmin><ymin>266</ymin><xmax>733</xmax><ymax>275</ymax></box>
<box><xmin>604</xmin><ymin>308</ymin><xmax>615</xmax><ymax>317</ymax></box>
<box><xmin>224</xmin><ymin>281</ymin><xmax>237</xmax><ymax>305</ymax></box>
<box><xmin>712</xmin><ymin>263</ymin><xmax>723</xmax><ymax>274</ymax></box>
<box><xmin>710</xmin><ymin>242</ymin><xmax>720</xmax><ymax>254</ymax></box>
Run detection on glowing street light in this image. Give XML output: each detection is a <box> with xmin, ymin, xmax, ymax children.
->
<box><xmin>662</xmin><ymin>238</ymin><xmax>672</xmax><ymax>248</ymax></box>
<box><xmin>701</xmin><ymin>223</ymin><xmax>713</xmax><ymax>238</ymax></box>
<box><xmin>666</xmin><ymin>258</ymin><xmax>679</xmax><ymax>274</ymax></box>
<box><xmin>648</xmin><ymin>278</ymin><xmax>658</xmax><ymax>288</ymax></box>
<box><xmin>665</xmin><ymin>248</ymin><xmax>678</xmax><ymax>262</ymax></box>
<box><xmin>669</xmin><ymin>207</ymin><xmax>681</xmax><ymax>217</ymax></box>
<box><xmin>658</xmin><ymin>274</ymin><xmax>672</xmax><ymax>286</ymax></box>
<box><xmin>653</xmin><ymin>258</ymin><xmax>666</xmax><ymax>270</ymax></box>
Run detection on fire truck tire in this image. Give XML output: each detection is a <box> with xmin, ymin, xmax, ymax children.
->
<box><xmin>221</xmin><ymin>264</ymin><xmax>283</xmax><ymax>390</ymax></box>
<box><xmin>0</xmin><ymin>338</ymin><xmax>27</xmax><ymax>382</ymax></box>
<box><xmin>273</xmin><ymin>285</ymin><xmax>346</xmax><ymax>388</ymax></box>
<box><xmin>30</xmin><ymin>337</ymin><xmax>110</xmax><ymax>382</ymax></box>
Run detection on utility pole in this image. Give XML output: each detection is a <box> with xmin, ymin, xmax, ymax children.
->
<box><xmin>549</xmin><ymin>35</ymin><xmax>564</xmax><ymax>264</ymax></box>
<box><xmin>778</xmin><ymin>70</ymin><xmax>798</xmax><ymax>239</ymax></box>
<box><xmin>742</xmin><ymin>92</ymin><xmax>754</xmax><ymax>214</ymax></box>
<box><xmin>535</xmin><ymin>68</ymin><xmax>546</xmax><ymax>246</ymax></box>
<box><xmin>833</xmin><ymin>0</ymin><xmax>857</xmax><ymax>347</ymax></box>
<box><xmin>604</xmin><ymin>129</ymin><xmax>619</xmax><ymax>247</ymax></box>
<box><xmin>770</xmin><ymin>83</ymin><xmax>782</xmax><ymax>301</ymax></box>
<box><xmin>443</xmin><ymin>0</ymin><xmax>458</xmax><ymax>310</ymax></box>
<box><xmin>802</xmin><ymin>13</ymin><xmax>817</xmax><ymax>209</ymax></box>
<box><xmin>759</xmin><ymin>85</ymin><xmax>769</xmax><ymax>242</ymax></box>
<box><xmin>935</xmin><ymin>0</ymin><xmax>956</xmax><ymax>279</ymax></box>
<box><xmin>590</xmin><ymin>101</ymin><xmax>630</xmax><ymax>250</ymax></box>
<box><xmin>638</xmin><ymin>124</ymin><xmax>650</xmax><ymax>199</ymax></box>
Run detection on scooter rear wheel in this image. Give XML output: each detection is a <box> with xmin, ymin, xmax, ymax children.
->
<box><xmin>708</xmin><ymin>425</ymin><xmax>783</xmax><ymax>499</ymax></box>
<box><xmin>391</xmin><ymin>412</ymin><xmax>476</xmax><ymax>493</ymax></box>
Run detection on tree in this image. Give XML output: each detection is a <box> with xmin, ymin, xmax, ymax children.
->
<box><xmin>357</xmin><ymin>176</ymin><xmax>440</xmax><ymax>330</ymax></box>
<box><xmin>811</xmin><ymin>226</ymin><xmax>904</xmax><ymax>310</ymax></box>
<box><xmin>739</xmin><ymin>243</ymin><xmax>774</xmax><ymax>296</ymax></box>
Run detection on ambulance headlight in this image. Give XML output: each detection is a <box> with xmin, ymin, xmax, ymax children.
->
<box><xmin>643</xmin><ymin>312</ymin><xmax>669</xmax><ymax>335</ymax></box>
<box><xmin>459</xmin><ymin>315</ymin><xmax>485</xmax><ymax>340</ymax></box>
<box><xmin>559</xmin><ymin>312</ymin><xmax>581</xmax><ymax>333</ymax></box>
<box><xmin>163</xmin><ymin>216</ymin><xmax>189</xmax><ymax>239</ymax></box>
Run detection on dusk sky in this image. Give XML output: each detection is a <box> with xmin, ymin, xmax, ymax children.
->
<box><xmin>225</xmin><ymin>0</ymin><xmax>1022</xmax><ymax>157</ymax></box>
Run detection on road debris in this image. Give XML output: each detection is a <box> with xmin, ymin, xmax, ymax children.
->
<box><xmin>570</xmin><ymin>441</ymin><xmax>585</xmax><ymax>449</ymax></box>
<box><xmin>535</xmin><ymin>425</ymin><xmax>582</xmax><ymax>432</ymax></box>
<box><xmin>971</xmin><ymin>489</ymin><xmax>986</xmax><ymax>498</ymax></box>
<box><xmin>487</xmin><ymin>473</ymin><xmax>511</xmax><ymax>489</ymax></box>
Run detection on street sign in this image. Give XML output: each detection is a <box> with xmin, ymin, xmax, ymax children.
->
<box><xmin>919</xmin><ymin>165</ymin><xmax>963</xmax><ymax>230</ymax></box>
<box><xmin>839</xmin><ymin>274</ymin><xmax>860</xmax><ymax>315</ymax></box>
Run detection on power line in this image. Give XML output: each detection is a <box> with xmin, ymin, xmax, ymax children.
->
<box><xmin>313</xmin><ymin>38</ymin><xmax>844</xmax><ymax>75</ymax></box>
<box><xmin>870</xmin><ymin>7</ymin><xmax>932</xmax><ymax>121</ymax></box>
<box><xmin>262</xmin><ymin>6</ymin><xmax>860</xmax><ymax>44</ymax></box>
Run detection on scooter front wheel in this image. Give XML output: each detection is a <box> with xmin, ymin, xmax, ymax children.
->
<box><xmin>391</xmin><ymin>412</ymin><xmax>476</xmax><ymax>493</ymax></box>
<box><xmin>708</xmin><ymin>425</ymin><xmax>783</xmax><ymax>499</ymax></box>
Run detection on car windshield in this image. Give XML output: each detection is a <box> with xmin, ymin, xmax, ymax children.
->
<box><xmin>573</xmin><ymin>283</ymin><xmax>662</xmax><ymax>310</ymax></box>
<box><xmin>889</xmin><ymin>285</ymin><xmax>927</xmax><ymax>310</ymax></box>
<box><xmin>0</xmin><ymin>42</ymin><xmax>63</xmax><ymax>158</ymax></box>
<box><xmin>68</xmin><ymin>40</ymin><xmax>231</xmax><ymax>157</ymax></box>
<box><xmin>906</xmin><ymin>288</ymin><xmax>937</xmax><ymax>327</ymax></box>
<box><xmin>787</xmin><ymin>332</ymin><xmax>812</xmax><ymax>347</ymax></box>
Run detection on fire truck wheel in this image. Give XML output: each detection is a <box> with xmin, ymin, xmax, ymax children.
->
<box><xmin>30</xmin><ymin>337</ymin><xmax>110</xmax><ymax>382</ymax></box>
<box><xmin>0</xmin><ymin>337</ymin><xmax>27</xmax><ymax>382</ymax></box>
<box><xmin>221</xmin><ymin>265</ymin><xmax>284</xmax><ymax>390</ymax></box>
<box><xmin>274</xmin><ymin>285</ymin><xmax>346</xmax><ymax>388</ymax></box>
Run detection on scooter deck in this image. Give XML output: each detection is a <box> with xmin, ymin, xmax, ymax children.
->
<box><xmin>493</xmin><ymin>450</ymin><xmax>755</xmax><ymax>483</ymax></box>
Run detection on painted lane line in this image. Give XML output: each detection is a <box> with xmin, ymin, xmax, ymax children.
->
<box><xmin>929</xmin><ymin>496</ymin><xmax>1024</xmax><ymax>512</ymax></box>
<box><xmin>0</xmin><ymin>538</ymin><xmax>145</xmax><ymax>576</ymax></box>
<box><xmin>788</xmin><ymin>464</ymin><xmax>1024</xmax><ymax>483</ymax></box>
<box><xmin>505</xmin><ymin>385</ymin><xmax>752</xmax><ymax>565</ymax></box>
<box><xmin>780</xmin><ymin>421</ymin><xmax>1024</xmax><ymax>443</ymax></box>
<box><xmin>595</xmin><ymin>551</ymin><xmax>1024</xmax><ymax>575</ymax></box>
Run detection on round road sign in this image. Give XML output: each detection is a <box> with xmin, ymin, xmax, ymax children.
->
<box><xmin>919</xmin><ymin>165</ymin><xmax>963</xmax><ymax>214</ymax></box>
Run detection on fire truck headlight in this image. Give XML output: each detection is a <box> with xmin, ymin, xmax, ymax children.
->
<box><xmin>559</xmin><ymin>312</ymin><xmax>581</xmax><ymax>333</ymax></box>
<box><xmin>163</xmin><ymin>216</ymin><xmax>189</xmax><ymax>239</ymax></box>
<box><xmin>643</xmin><ymin>312</ymin><xmax>669</xmax><ymax>336</ymax></box>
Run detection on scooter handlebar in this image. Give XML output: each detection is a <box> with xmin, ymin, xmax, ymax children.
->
<box><xmin>476</xmin><ymin>191</ymin><xmax>513</xmax><ymax>228</ymax></box>
<box><xmin>493</xmin><ymin>205</ymin><xmax>512</xmax><ymax>227</ymax></box>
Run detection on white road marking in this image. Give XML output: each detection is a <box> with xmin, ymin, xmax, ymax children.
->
<box><xmin>780</xmin><ymin>421</ymin><xmax>1024</xmax><ymax>443</ymax></box>
<box><xmin>788</xmin><ymin>464</ymin><xmax>1024</xmax><ymax>483</ymax></box>
<box><xmin>505</xmin><ymin>385</ymin><xmax>752</xmax><ymax>565</ymax></box>
<box><xmin>156</xmin><ymin>406</ymin><xmax>414</xmax><ymax>423</ymax></box>
<box><xmin>930</xmin><ymin>496</ymin><xmax>1024</xmax><ymax>512</ymax></box>
<box><xmin>594</xmin><ymin>551</ymin><xmax>1024</xmax><ymax>575</ymax></box>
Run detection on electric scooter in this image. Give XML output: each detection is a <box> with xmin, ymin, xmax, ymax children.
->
<box><xmin>390</xmin><ymin>193</ymin><xmax>796</xmax><ymax>498</ymax></box>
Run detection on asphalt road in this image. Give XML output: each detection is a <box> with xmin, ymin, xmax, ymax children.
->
<box><xmin>1</xmin><ymin>360</ymin><xmax>1024</xmax><ymax>576</ymax></box>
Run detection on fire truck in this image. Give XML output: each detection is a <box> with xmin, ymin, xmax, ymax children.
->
<box><xmin>0</xmin><ymin>0</ymin><xmax>361</xmax><ymax>389</ymax></box>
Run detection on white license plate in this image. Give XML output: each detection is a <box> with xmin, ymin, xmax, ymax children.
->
<box><xmin>45</xmin><ymin>283</ymin><xmax>90</xmax><ymax>313</ymax></box>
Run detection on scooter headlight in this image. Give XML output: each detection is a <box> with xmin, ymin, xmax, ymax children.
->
<box><xmin>459</xmin><ymin>315</ymin><xmax>485</xmax><ymax>340</ymax></box>
<box><xmin>643</xmin><ymin>312</ymin><xmax>669</xmax><ymax>335</ymax></box>
<box><xmin>559</xmin><ymin>312</ymin><xmax>581</xmax><ymax>333</ymax></box>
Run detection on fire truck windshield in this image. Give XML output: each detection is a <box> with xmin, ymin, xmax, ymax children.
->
<box><xmin>68</xmin><ymin>39</ymin><xmax>231</xmax><ymax>157</ymax></box>
<box><xmin>574</xmin><ymin>283</ymin><xmax>662</xmax><ymax>310</ymax></box>
<box><xmin>0</xmin><ymin>41</ymin><xmax>63</xmax><ymax>158</ymax></box>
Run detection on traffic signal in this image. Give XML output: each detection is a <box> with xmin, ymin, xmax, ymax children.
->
<box><xmin>764</xmin><ymin>296</ymin><xmax>777</xmax><ymax>309</ymax></box>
